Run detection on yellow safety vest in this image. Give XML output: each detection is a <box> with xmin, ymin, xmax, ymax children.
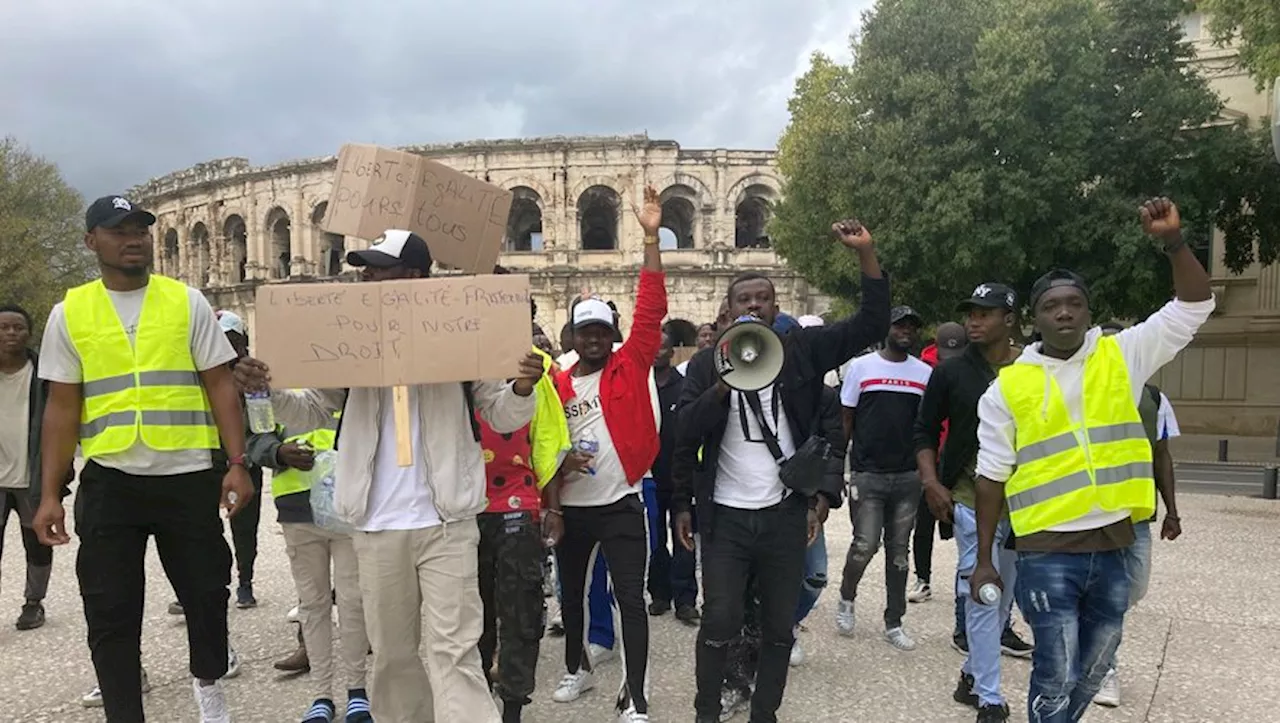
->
<box><xmin>529</xmin><ymin>348</ymin><xmax>572</xmax><ymax>487</ymax></box>
<box><xmin>271</xmin><ymin>415</ymin><xmax>340</xmax><ymax>499</ymax></box>
<box><xmin>996</xmin><ymin>335</ymin><xmax>1155</xmax><ymax>536</ymax></box>
<box><xmin>64</xmin><ymin>275</ymin><xmax>219</xmax><ymax>458</ymax></box>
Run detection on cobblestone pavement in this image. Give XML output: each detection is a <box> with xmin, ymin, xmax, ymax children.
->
<box><xmin>2</xmin><ymin>492</ymin><xmax>1278</xmax><ymax>722</ymax></box>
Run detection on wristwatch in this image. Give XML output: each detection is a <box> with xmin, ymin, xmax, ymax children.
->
<box><xmin>644</xmin><ymin>234</ymin><xmax>660</xmax><ymax>246</ymax></box>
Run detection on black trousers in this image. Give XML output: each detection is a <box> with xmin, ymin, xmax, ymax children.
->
<box><xmin>1</xmin><ymin>489</ymin><xmax>54</xmax><ymax>601</ymax></box>
<box><xmin>556</xmin><ymin>494</ymin><xmax>650</xmax><ymax>714</ymax></box>
<box><xmin>695</xmin><ymin>495</ymin><xmax>807</xmax><ymax>723</ymax></box>
<box><xmin>911</xmin><ymin>494</ymin><xmax>935</xmax><ymax>584</ymax></box>
<box><xmin>75</xmin><ymin>462</ymin><xmax>231</xmax><ymax>723</ymax></box>
<box><xmin>477</xmin><ymin>510</ymin><xmax>546</xmax><ymax>705</ymax></box>
<box><xmin>228</xmin><ymin>466</ymin><xmax>262</xmax><ymax>586</ymax></box>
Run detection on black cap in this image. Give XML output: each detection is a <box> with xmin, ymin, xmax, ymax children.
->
<box><xmin>1029</xmin><ymin>269</ymin><xmax>1089</xmax><ymax>311</ymax></box>
<box><xmin>935</xmin><ymin>322</ymin><xmax>967</xmax><ymax>360</ymax></box>
<box><xmin>346</xmin><ymin>230</ymin><xmax>433</xmax><ymax>274</ymax></box>
<box><xmin>85</xmin><ymin>196</ymin><xmax>156</xmax><ymax>232</ymax></box>
<box><xmin>890</xmin><ymin>305</ymin><xmax>923</xmax><ymax>326</ymax></box>
<box><xmin>957</xmin><ymin>282</ymin><xmax>1017</xmax><ymax>312</ymax></box>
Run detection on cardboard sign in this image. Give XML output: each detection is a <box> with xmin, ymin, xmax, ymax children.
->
<box><xmin>321</xmin><ymin>144</ymin><xmax>514</xmax><ymax>274</ymax></box>
<box><xmin>254</xmin><ymin>275</ymin><xmax>532</xmax><ymax>389</ymax></box>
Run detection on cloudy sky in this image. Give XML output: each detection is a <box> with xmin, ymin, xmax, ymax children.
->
<box><xmin>1</xmin><ymin>0</ymin><xmax>868</xmax><ymax>199</ymax></box>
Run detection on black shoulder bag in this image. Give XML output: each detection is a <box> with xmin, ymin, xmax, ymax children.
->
<box><xmin>741</xmin><ymin>390</ymin><xmax>831</xmax><ymax>497</ymax></box>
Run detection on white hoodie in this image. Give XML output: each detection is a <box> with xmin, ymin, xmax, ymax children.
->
<box><xmin>976</xmin><ymin>296</ymin><xmax>1215</xmax><ymax>532</ymax></box>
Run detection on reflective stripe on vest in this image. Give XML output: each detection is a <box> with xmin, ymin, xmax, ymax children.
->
<box><xmin>63</xmin><ymin>275</ymin><xmax>219</xmax><ymax>458</ymax></box>
<box><xmin>271</xmin><ymin>416</ymin><xmax>340</xmax><ymax>499</ymax></box>
<box><xmin>996</xmin><ymin>335</ymin><xmax>1155</xmax><ymax>536</ymax></box>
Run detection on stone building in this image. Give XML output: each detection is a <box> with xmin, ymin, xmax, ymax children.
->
<box><xmin>129</xmin><ymin>134</ymin><xmax>830</xmax><ymax>350</ymax></box>
<box><xmin>1147</xmin><ymin>13</ymin><xmax>1279</xmax><ymax>435</ymax></box>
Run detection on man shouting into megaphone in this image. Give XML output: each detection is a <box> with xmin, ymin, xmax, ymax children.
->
<box><xmin>672</xmin><ymin>219</ymin><xmax>889</xmax><ymax>723</ymax></box>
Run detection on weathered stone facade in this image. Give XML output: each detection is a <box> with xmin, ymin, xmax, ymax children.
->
<box><xmin>129</xmin><ymin>134</ymin><xmax>830</xmax><ymax>347</ymax></box>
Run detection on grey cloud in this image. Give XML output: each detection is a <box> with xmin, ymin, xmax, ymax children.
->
<box><xmin>0</xmin><ymin>0</ymin><xmax>868</xmax><ymax>199</ymax></box>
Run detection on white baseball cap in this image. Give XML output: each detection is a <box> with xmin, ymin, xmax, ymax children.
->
<box><xmin>573</xmin><ymin>298</ymin><xmax>616</xmax><ymax>330</ymax></box>
<box><xmin>798</xmin><ymin>314</ymin><xmax>825</xmax><ymax>328</ymax></box>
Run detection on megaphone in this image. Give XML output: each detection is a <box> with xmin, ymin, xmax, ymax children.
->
<box><xmin>714</xmin><ymin>315</ymin><xmax>785</xmax><ymax>391</ymax></box>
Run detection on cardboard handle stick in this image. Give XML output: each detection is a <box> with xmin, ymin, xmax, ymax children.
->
<box><xmin>393</xmin><ymin>385</ymin><xmax>412</xmax><ymax>467</ymax></box>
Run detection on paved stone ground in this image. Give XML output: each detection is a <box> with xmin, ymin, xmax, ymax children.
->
<box><xmin>2</xmin><ymin>491</ymin><xmax>1278</xmax><ymax>722</ymax></box>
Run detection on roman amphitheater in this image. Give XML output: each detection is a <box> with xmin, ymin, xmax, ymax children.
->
<box><xmin>129</xmin><ymin>134</ymin><xmax>831</xmax><ymax>345</ymax></box>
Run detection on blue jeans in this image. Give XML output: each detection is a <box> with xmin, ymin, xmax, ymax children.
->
<box><xmin>556</xmin><ymin>549</ymin><xmax>615</xmax><ymax>649</ymax></box>
<box><xmin>954</xmin><ymin>504</ymin><xmax>1016</xmax><ymax>706</ymax></box>
<box><xmin>1016</xmin><ymin>548</ymin><xmax>1129</xmax><ymax>723</ymax></box>
<box><xmin>1107</xmin><ymin>521</ymin><xmax>1152</xmax><ymax>671</ymax></box>
<box><xmin>642</xmin><ymin>478</ymin><xmax>698</xmax><ymax>608</ymax></box>
<box><xmin>793</xmin><ymin>528</ymin><xmax>827</xmax><ymax>625</ymax></box>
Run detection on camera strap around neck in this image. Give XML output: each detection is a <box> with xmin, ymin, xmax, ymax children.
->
<box><xmin>740</xmin><ymin>389</ymin><xmax>786</xmax><ymax>464</ymax></box>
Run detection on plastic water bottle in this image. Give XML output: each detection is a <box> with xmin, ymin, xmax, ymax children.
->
<box><xmin>978</xmin><ymin>582</ymin><xmax>1002</xmax><ymax>606</ymax></box>
<box><xmin>245</xmin><ymin>390</ymin><xmax>275</xmax><ymax>434</ymax></box>
<box><xmin>309</xmin><ymin>451</ymin><xmax>354</xmax><ymax>535</ymax></box>
<box><xmin>576</xmin><ymin>430</ymin><xmax>599</xmax><ymax>476</ymax></box>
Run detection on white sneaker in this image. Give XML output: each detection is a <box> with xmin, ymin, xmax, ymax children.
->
<box><xmin>883</xmin><ymin>626</ymin><xmax>917</xmax><ymax>651</ymax></box>
<box><xmin>835</xmin><ymin>599</ymin><xmax>855</xmax><ymax>637</ymax></box>
<box><xmin>286</xmin><ymin>604</ymin><xmax>300</xmax><ymax>623</ymax></box>
<box><xmin>193</xmin><ymin>679</ymin><xmax>231</xmax><ymax>723</ymax></box>
<box><xmin>588</xmin><ymin>642</ymin><xmax>617</xmax><ymax>666</ymax></box>
<box><xmin>552</xmin><ymin>670</ymin><xmax>595</xmax><ymax>703</ymax></box>
<box><xmin>789</xmin><ymin>626</ymin><xmax>806</xmax><ymax>667</ymax></box>
<box><xmin>224</xmin><ymin>648</ymin><xmax>241</xmax><ymax>679</ymax></box>
<box><xmin>1093</xmin><ymin>668</ymin><xmax>1121</xmax><ymax>707</ymax></box>
<box><xmin>617</xmin><ymin>704</ymin><xmax>649</xmax><ymax>722</ymax></box>
<box><xmin>81</xmin><ymin>668</ymin><xmax>151</xmax><ymax>707</ymax></box>
<box><xmin>907</xmin><ymin>579</ymin><xmax>932</xmax><ymax>603</ymax></box>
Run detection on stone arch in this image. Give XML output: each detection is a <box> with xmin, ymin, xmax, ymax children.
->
<box><xmin>265</xmin><ymin>206</ymin><xmax>292</xmax><ymax>279</ymax></box>
<box><xmin>223</xmin><ymin>214</ymin><xmax>248</xmax><ymax>283</ymax></box>
<box><xmin>659</xmin><ymin>184</ymin><xmax>698</xmax><ymax>250</ymax></box>
<box><xmin>733</xmin><ymin>181</ymin><xmax>780</xmax><ymax>249</ymax></box>
<box><xmin>190</xmin><ymin>222</ymin><xmax>211</xmax><ymax>287</ymax></box>
<box><xmin>726</xmin><ymin>173</ymin><xmax>783</xmax><ymax>208</ymax></box>
<box><xmin>499</xmin><ymin>176</ymin><xmax>553</xmax><ymax>206</ymax></box>
<box><xmin>311</xmin><ymin>202</ymin><xmax>345</xmax><ymax>276</ymax></box>
<box><xmin>162</xmin><ymin>228</ymin><xmax>180</xmax><ymax>276</ymax></box>
<box><xmin>653</xmin><ymin>172</ymin><xmax>714</xmax><ymax>208</ymax></box>
<box><xmin>505</xmin><ymin>186</ymin><xmax>544</xmax><ymax>252</ymax></box>
<box><xmin>577</xmin><ymin>185</ymin><xmax>621</xmax><ymax>251</ymax></box>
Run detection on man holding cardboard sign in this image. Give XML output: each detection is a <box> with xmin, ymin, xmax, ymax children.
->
<box><xmin>234</xmin><ymin>230</ymin><xmax>546</xmax><ymax>723</ymax></box>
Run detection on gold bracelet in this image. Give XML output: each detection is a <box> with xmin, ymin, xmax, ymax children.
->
<box><xmin>644</xmin><ymin>234</ymin><xmax>660</xmax><ymax>245</ymax></box>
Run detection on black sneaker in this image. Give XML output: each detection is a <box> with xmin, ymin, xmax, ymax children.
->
<box><xmin>952</xmin><ymin>671</ymin><xmax>978</xmax><ymax>709</ymax></box>
<box><xmin>674</xmin><ymin>604</ymin><xmax>701</xmax><ymax>626</ymax></box>
<box><xmin>1000</xmin><ymin>627</ymin><xmax>1034</xmax><ymax>658</ymax></box>
<box><xmin>976</xmin><ymin>702</ymin><xmax>1010</xmax><ymax>722</ymax></box>
<box><xmin>15</xmin><ymin>602</ymin><xmax>45</xmax><ymax>631</ymax></box>
<box><xmin>167</xmin><ymin>601</ymin><xmax>184</xmax><ymax>616</ymax></box>
<box><xmin>648</xmin><ymin>599</ymin><xmax>671</xmax><ymax>616</ymax></box>
<box><xmin>236</xmin><ymin>584</ymin><xmax>257</xmax><ymax>609</ymax></box>
<box><xmin>951</xmin><ymin>631</ymin><xmax>969</xmax><ymax>654</ymax></box>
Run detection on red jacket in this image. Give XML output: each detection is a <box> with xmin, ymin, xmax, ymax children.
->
<box><xmin>555</xmin><ymin>269</ymin><xmax>667</xmax><ymax>484</ymax></box>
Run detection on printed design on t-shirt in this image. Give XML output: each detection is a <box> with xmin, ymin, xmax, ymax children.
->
<box><xmin>482</xmin><ymin>448</ymin><xmax>495</xmax><ymax>463</ymax></box>
<box><xmin>565</xmin><ymin>392</ymin><xmax>602</xmax><ymax>419</ymax></box>
<box><xmin>858</xmin><ymin>376</ymin><xmax>927</xmax><ymax>395</ymax></box>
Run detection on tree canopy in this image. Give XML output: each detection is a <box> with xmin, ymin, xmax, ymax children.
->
<box><xmin>1200</xmin><ymin>0</ymin><xmax>1280</xmax><ymax>88</ymax></box>
<box><xmin>772</xmin><ymin>0</ymin><xmax>1280</xmax><ymax>323</ymax></box>
<box><xmin>0</xmin><ymin>137</ymin><xmax>92</xmax><ymax>333</ymax></box>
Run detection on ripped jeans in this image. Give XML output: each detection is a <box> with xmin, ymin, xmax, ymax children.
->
<box><xmin>1016</xmin><ymin>549</ymin><xmax>1129</xmax><ymax>723</ymax></box>
<box><xmin>839</xmin><ymin>471</ymin><xmax>922</xmax><ymax>629</ymax></box>
<box><xmin>793</xmin><ymin>528</ymin><xmax>827</xmax><ymax>626</ymax></box>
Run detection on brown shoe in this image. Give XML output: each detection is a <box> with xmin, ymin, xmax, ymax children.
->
<box><xmin>273</xmin><ymin>644</ymin><xmax>309</xmax><ymax>673</ymax></box>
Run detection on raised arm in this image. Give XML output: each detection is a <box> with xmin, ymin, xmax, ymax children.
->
<box><xmin>804</xmin><ymin>219</ymin><xmax>890</xmax><ymax>373</ymax></box>
<box><xmin>617</xmin><ymin>184</ymin><xmax>668</xmax><ymax>369</ymax></box>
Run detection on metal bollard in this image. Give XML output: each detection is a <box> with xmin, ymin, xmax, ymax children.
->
<box><xmin>1264</xmin><ymin>467</ymin><xmax>1278</xmax><ymax>501</ymax></box>
<box><xmin>1218</xmin><ymin>439</ymin><xmax>1229</xmax><ymax>462</ymax></box>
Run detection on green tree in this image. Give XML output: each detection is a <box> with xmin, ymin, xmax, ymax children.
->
<box><xmin>772</xmin><ymin>0</ymin><xmax>1280</xmax><ymax>323</ymax></box>
<box><xmin>1200</xmin><ymin>0</ymin><xmax>1280</xmax><ymax>88</ymax></box>
<box><xmin>0</xmin><ymin>137</ymin><xmax>91</xmax><ymax>333</ymax></box>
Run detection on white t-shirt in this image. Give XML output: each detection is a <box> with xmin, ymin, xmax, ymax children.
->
<box><xmin>1157</xmin><ymin>393</ymin><xmax>1181</xmax><ymax>441</ymax></box>
<box><xmin>561</xmin><ymin>370</ymin><xmax>633</xmax><ymax>507</ymax></box>
<box><xmin>0</xmin><ymin>360</ymin><xmax>33</xmax><ymax>489</ymax></box>
<box><xmin>715</xmin><ymin>385</ymin><xmax>795</xmax><ymax>509</ymax></box>
<box><xmin>38</xmin><ymin>282</ymin><xmax>237</xmax><ymax>476</ymax></box>
<box><xmin>676</xmin><ymin>360</ymin><xmax>690</xmax><ymax>376</ymax></box>
<box><xmin>559</xmin><ymin>342</ymin><xmax>662</xmax><ymax>475</ymax></box>
<box><xmin>359</xmin><ymin>387</ymin><xmax>442</xmax><ymax>532</ymax></box>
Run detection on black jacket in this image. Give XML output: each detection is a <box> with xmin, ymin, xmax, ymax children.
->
<box><xmin>817</xmin><ymin>385</ymin><xmax>847</xmax><ymax>506</ymax></box>
<box><xmin>652</xmin><ymin>367</ymin><xmax>685</xmax><ymax>494</ymax></box>
<box><xmin>23</xmin><ymin>348</ymin><xmax>72</xmax><ymax>507</ymax></box>
<box><xmin>912</xmin><ymin>342</ymin><xmax>1005</xmax><ymax>490</ymax></box>
<box><xmin>672</xmin><ymin>273</ymin><xmax>890</xmax><ymax>538</ymax></box>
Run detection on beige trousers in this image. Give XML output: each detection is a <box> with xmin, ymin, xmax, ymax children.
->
<box><xmin>353</xmin><ymin>519</ymin><xmax>500</xmax><ymax>723</ymax></box>
<box><xmin>282</xmin><ymin>523</ymin><xmax>368</xmax><ymax>700</ymax></box>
